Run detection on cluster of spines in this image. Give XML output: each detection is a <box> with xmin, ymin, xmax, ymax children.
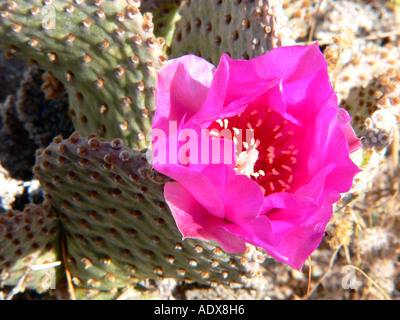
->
<box><xmin>140</xmin><ymin>0</ymin><xmax>182</xmax><ymax>50</ymax></box>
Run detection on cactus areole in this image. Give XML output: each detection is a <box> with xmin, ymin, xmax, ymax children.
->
<box><xmin>152</xmin><ymin>44</ymin><xmax>361</xmax><ymax>270</ymax></box>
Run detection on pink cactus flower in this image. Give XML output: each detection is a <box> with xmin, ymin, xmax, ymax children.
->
<box><xmin>152</xmin><ymin>44</ymin><xmax>361</xmax><ymax>270</ymax></box>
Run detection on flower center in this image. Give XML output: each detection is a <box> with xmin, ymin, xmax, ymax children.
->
<box><xmin>235</xmin><ymin>147</ymin><xmax>259</xmax><ymax>177</ymax></box>
<box><xmin>209</xmin><ymin>108</ymin><xmax>298</xmax><ymax>195</ymax></box>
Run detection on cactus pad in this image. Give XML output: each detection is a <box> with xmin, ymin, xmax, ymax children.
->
<box><xmin>170</xmin><ymin>0</ymin><xmax>291</xmax><ymax>65</ymax></box>
<box><xmin>0</xmin><ymin>203</ymin><xmax>61</xmax><ymax>294</ymax></box>
<box><xmin>34</xmin><ymin>132</ymin><xmax>265</xmax><ymax>296</ymax></box>
<box><xmin>0</xmin><ymin>0</ymin><xmax>167</xmax><ymax>149</ymax></box>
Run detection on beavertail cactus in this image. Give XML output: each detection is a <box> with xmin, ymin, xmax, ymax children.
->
<box><xmin>170</xmin><ymin>0</ymin><xmax>292</xmax><ymax>64</ymax></box>
<box><xmin>0</xmin><ymin>0</ymin><xmax>167</xmax><ymax>149</ymax></box>
<box><xmin>0</xmin><ymin>0</ymin><xmax>397</xmax><ymax>300</ymax></box>
<box><xmin>34</xmin><ymin>132</ymin><xmax>264</xmax><ymax>298</ymax></box>
<box><xmin>0</xmin><ymin>203</ymin><xmax>60</xmax><ymax>295</ymax></box>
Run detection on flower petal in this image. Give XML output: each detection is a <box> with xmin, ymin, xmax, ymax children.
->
<box><xmin>261</xmin><ymin>203</ymin><xmax>333</xmax><ymax>270</ymax></box>
<box><xmin>251</xmin><ymin>43</ymin><xmax>327</xmax><ymax>84</ymax></box>
<box><xmin>164</xmin><ymin>181</ymin><xmax>247</xmax><ymax>253</ymax></box>
<box><xmin>154</xmin><ymin>55</ymin><xmax>215</xmax><ymax>133</ymax></box>
<box><xmin>224</xmin><ymin>171</ymin><xmax>265</xmax><ymax>222</ymax></box>
<box><xmin>193</xmin><ymin>54</ymin><xmax>284</xmax><ymax>126</ymax></box>
<box><xmin>309</xmin><ymin>107</ymin><xmax>361</xmax><ymax>194</ymax></box>
<box><xmin>154</xmin><ymin>132</ymin><xmax>236</xmax><ymax>219</ymax></box>
<box><xmin>336</xmin><ymin>108</ymin><xmax>362</xmax><ymax>153</ymax></box>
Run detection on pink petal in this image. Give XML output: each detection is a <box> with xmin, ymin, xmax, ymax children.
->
<box><xmin>154</xmin><ymin>134</ymin><xmax>236</xmax><ymax>219</ymax></box>
<box><xmin>217</xmin><ymin>54</ymin><xmax>272</xmax><ymax>106</ymax></box>
<box><xmin>223</xmin><ymin>171</ymin><xmax>265</xmax><ymax>222</ymax></box>
<box><xmin>251</xmin><ymin>43</ymin><xmax>328</xmax><ymax>84</ymax></box>
<box><xmin>164</xmin><ymin>181</ymin><xmax>247</xmax><ymax>253</ymax></box>
<box><xmin>336</xmin><ymin>108</ymin><xmax>362</xmax><ymax>153</ymax></box>
<box><xmin>261</xmin><ymin>203</ymin><xmax>333</xmax><ymax>270</ymax></box>
<box><xmin>193</xmin><ymin>55</ymin><xmax>284</xmax><ymax>127</ymax></box>
<box><xmin>262</xmin><ymin>192</ymin><xmax>319</xmax><ymax>214</ymax></box>
<box><xmin>157</xmin><ymin>165</ymin><xmax>226</xmax><ymax>219</ymax></box>
<box><xmin>309</xmin><ymin>107</ymin><xmax>361</xmax><ymax>194</ymax></box>
<box><xmin>222</xmin><ymin>170</ymin><xmax>275</xmax><ymax>246</ymax></box>
<box><xmin>221</xmin><ymin>214</ymin><xmax>274</xmax><ymax>248</ymax></box>
<box><xmin>154</xmin><ymin>55</ymin><xmax>215</xmax><ymax>133</ymax></box>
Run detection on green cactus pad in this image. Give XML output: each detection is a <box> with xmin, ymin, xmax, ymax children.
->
<box><xmin>34</xmin><ymin>132</ymin><xmax>264</xmax><ymax>295</ymax></box>
<box><xmin>170</xmin><ymin>0</ymin><xmax>290</xmax><ymax>65</ymax></box>
<box><xmin>0</xmin><ymin>203</ymin><xmax>61</xmax><ymax>294</ymax></box>
<box><xmin>0</xmin><ymin>0</ymin><xmax>167</xmax><ymax>149</ymax></box>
